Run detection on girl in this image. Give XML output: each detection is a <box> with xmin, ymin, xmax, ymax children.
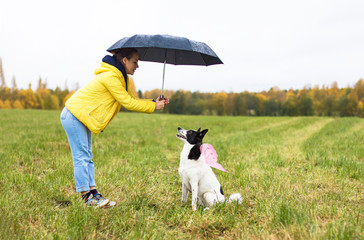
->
<box><xmin>61</xmin><ymin>48</ymin><xmax>168</xmax><ymax>207</ymax></box>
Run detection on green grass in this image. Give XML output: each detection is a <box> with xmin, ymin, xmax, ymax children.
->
<box><xmin>0</xmin><ymin>109</ymin><xmax>363</xmax><ymax>239</ymax></box>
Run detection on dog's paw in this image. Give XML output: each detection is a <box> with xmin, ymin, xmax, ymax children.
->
<box><xmin>192</xmin><ymin>204</ymin><xmax>197</xmax><ymax>211</ymax></box>
<box><xmin>227</xmin><ymin>193</ymin><xmax>243</xmax><ymax>204</ymax></box>
<box><xmin>203</xmin><ymin>207</ymin><xmax>210</xmax><ymax>211</ymax></box>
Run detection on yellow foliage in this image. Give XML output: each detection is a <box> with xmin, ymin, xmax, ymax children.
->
<box><xmin>143</xmin><ymin>89</ymin><xmax>161</xmax><ymax>99</ymax></box>
<box><xmin>256</xmin><ymin>93</ymin><xmax>267</xmax><ymax>102</ymax></box>
<box><xmin>358</xmin><ymin>101</ymin><xmax>363</xmax><ymax>110</ymax></box>
<box><xmin>62</xmin><ymin>92</ymin><xmax>74</xmax><ymax>108</ymax></box>
<box><xmin>0</xmin><ymin>99</ymin><xmax>12</xmax><ymax>109</ymax></box>
<box><xmin>285</xmin><ymin>90</ymin><xmax>296</xmax><ymax>100</ymax></box>
<box><xmin>44</xmin><ymin>94</ymin><xmax>60</xmax><ymax>110</ymax></box>
<box><xmin>213</xmin><ymin>92</ymin><xmax>228</xmax><ymax>103</ymax></box>
<box><xmin>127</xmin><ymin>76</ymin><xmax>138</xmax><ymax>98</ymax></box>
<box><xmin>213</xmin><ymin>92</ymin><xmax>228</xmax><ymax>115</ymax></box>
<box><xmin>36</xmin><ymin>88</ymin><xmax>50</xmax><ymax>101</ymax></box>
<box><xmin>143</xmin><ymin>89</ymin><xmax>176</xmax><ymax>99</ymax></box>
<box><xmin>18</xmin><ymin>89</ymin><xmax>38</xmax><ymax>109</ymax></box>
<box><xmin>12</xmin><ymin>100</ymin><xmax>23</xmax><ymax>109</ymax></box>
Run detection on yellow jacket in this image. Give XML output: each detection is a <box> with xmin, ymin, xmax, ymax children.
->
<box><xmin>65</xmin><ymin>62</ymin><xmax>155</xmax><ymax>134</ymax></box>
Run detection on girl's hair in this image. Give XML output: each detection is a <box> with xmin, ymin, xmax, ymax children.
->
<box><xmin>113</xmin><ymin>48</ymin><xmax>138</xmax><ymax>61</ymax></box>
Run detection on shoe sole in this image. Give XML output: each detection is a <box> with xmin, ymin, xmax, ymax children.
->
<box><xmin>104</xmin><ymin>201</ymin><xmax>116</xmax><ymax>208</ymax></box>
<box><xmin>94</xmin><ymin>199</ymin><xmax>110</xmax><ymax>209</ymax></box>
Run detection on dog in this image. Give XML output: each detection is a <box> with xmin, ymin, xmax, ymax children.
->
<box><xmin>176</xmin><ymin>127</ymin><xmax>242</xmax><ymax>211</ymax></box>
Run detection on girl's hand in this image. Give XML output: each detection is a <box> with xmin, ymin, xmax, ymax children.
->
<box><xmin>163</xmin><ymin>97</ymin><xmax>170</xmax><ymax>105</ymax></box>
<box><xmin>155</xmin><ymin>96</ymin><xmax>166</xmax><ymax>110</ymax></box>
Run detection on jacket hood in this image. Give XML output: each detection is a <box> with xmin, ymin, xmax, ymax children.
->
<box><xmin>95</xmin><ymin>55</ymin><xmax>128</xmax><ymax>90</ymax></box>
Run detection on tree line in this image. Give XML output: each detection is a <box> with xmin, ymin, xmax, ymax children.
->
<box><xmin>143</xmin><ymin>80</ymin><xmax>364</xmax><ymax>117</ymax></box>
<box><xmin>0</xmin><ymin>79</ymin><xmax>73</xmax><ymax>110</ymax></box>
<box><xmin>0</xmin><ymin>58</ymin><xmax>74</xmax><ymax>110</ymax></box>
<box><xmin>1</xmin><ymin>58</ymin><xmax>364</xmax><ymax>116</ymax></box>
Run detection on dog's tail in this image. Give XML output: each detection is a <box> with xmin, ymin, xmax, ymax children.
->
<box><xmin>227</xmin><ymin>193</ymin><xmax>243</xmax><ymax>204</ymax></box>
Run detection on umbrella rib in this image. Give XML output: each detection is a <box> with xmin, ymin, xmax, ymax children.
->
<box><xmin>141</xmin><ymin>47</ymin><xmax>148</xmax><ymax>59</ymax></box>
<box><xmin>174</xmin><ymin>49</ymin><xmax>177</xmax><ymax>65</ymax></box>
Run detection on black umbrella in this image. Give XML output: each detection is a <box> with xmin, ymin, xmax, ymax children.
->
<box><xmin>107</xmin><ymin>34</ymin><xmax>223</xmax><ymax>98</ymax></box>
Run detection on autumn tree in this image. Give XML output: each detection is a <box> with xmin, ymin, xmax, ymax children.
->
<box><xmin>232</xmin><ymin>93</ymin><xmax>247</xmax><ymax>116</ymax></box>
<box><xmin>224</xmin><ymin>92</ymin><xmax>235</xmax><ymax>116</ymax></box>
<box><xmin>0</xmin><ymin>87</ymin><xmax>11</xmax><ymax>102</ymax></box>
<box><xmin>43</xmin><ymin>94</ymin><xmax>60</xmax><ymax>110</ymax></box>
<box><xmin>264</xmin><ymin>99</ymin><xmax>282</xmax><ymax>116</ymax></box>
<box><xmin>244</xmin><ymin>93</ymin><xmax>262</xmax><ymax>116</ymax></box>
<box><xmin>143</xmin><ymin>89</ymin><xmax>175</xmax><ymax>100</ymax></box>
<box><xmin>341</xmin><ymin>89</ymin><xmax>359</xmax><ymax>116</ymax></box>
<box><xmin>35</xmin><ymin>77</ymin><xmax>50</xmax><ymax>109</ymax></box>
<box><xmin>138</xmin><ymin>90</ymin><xmax>143</xmax><ymax>99</ymax></box>
<box><xmin>310</xmin><ymin>85</ymin><xmax>326</xmax><ymax>116</ymax></box>
<box><xmin>256</xmin><ymin>94</ymin><xmax>266</xmax><ymax>115</ymax></box>
<box><xmin>62</xmin><ymin>91</ymin><xmax>74</xmax><ymax>108</ymax></box>
<box><xmin>353</xmin><ymin>79</ymin><xmax>364</xmax><ymax>101</ymax></box>
<box><xmin>18</xmin><ymin>87</ymin><xmax>37</xmax><ymax>109</ymax></box>
<box><xmin>169</xmin><ymin>90</ymin><xmax>187</xmax><ymax>114</ymax></box>
<box><xmin>354</xmin><ymin>79</ymin><xmax>364</xmax><ymax>117</ymax></box>
<box><xmin>12</xmin><ymin>100</ymin><xmax>23</xmax><ymax>109</ymax></box>
<box><xmin>52</xmin><ymin>86</ymin><xmax>69</xmax><ymax>109</ymax></box>
<box><xmin>188</xmin><ymin>91</ymin><xmax>206</xmax><ymax>115</ymax></box>
<box><xmin>266</xmin><ymin>86</ymin><xmax>286</xmax><ymax>102</ymax></box>
<box><xmin>212</xmin><ymin>92</ymin><xmax>228</xmax><ymax>115</ymax></box>
<box><xmin>297</xmin><ymin>88</ymin><xmax>313</xmax><ymax>116</ymax></box>
<box><xmin>282</xmin><ymin>90</ymin><xmax>299</xmax><ymax>116</ymax></box>
<box><xmin>0</xmin><ymin>100</ymin><xmax>11</xmax><ymax>109</ymax></box>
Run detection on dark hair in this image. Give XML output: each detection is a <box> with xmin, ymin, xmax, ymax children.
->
<box><xmin>114</xmin><ymin>48</ymin><xmax>138</xmax><ymax>61</ymax></box>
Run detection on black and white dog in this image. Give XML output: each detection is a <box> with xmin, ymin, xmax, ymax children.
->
<box><xmin>176</xmin><ymin>127</ymin><xmax>242</xmax><ymax>211</ymax></box>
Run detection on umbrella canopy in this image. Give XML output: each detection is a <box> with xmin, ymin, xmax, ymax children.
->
<box><xmin>107</xmin><ymin>34</ymin><xmax>223</xmax><ymax>97</ymax></box>
<box><xmin>107</xmin><ymin>34</ymin><xmax>223</xmax><ymax>66</ymax></box>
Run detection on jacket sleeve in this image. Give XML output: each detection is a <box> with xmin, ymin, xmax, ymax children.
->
<box><xmin>102</xmin><ymin>74</ymin><xmax>156</xmax><ymax>113</ymax></box>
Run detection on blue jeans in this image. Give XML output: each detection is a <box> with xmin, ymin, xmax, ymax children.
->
<box><xmin>60</xmin><ymin>107</ymin><xmax>96</xmax><ymax>192</ymax></box>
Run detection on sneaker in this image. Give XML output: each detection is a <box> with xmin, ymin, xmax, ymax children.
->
<box><xmin>85</xmin><ymin>194</ymin><xmax>110</xmax><ymax>208</ymax></box>
<box><xmin>105</xmin><ymin>200</ymin><xmax>116</xmax><ymax>208</ymax></box>
<box><xmin>94</xmin><ymin>194</ymin><xmax>116</xmax><ymax>208</ymax></box>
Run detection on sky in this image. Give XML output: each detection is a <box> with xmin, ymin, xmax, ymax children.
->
<box><xmin>0</xmin><ymin>0</ymin><xmax>363</xmax><ymax>93</ymax></box>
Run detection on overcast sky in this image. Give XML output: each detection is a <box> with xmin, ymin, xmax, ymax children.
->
<box><xmin>0</xmin><ymin>0</ymin><xmax>363</xmax><ymax>93</ymax></box>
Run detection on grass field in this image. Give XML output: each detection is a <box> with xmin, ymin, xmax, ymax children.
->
<box><xmin>0</xmin><ymin>109</ymin><xmax>363</xmax><ymax>239</ymax></box>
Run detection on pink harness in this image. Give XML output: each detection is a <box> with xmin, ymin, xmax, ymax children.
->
<box><xmin>200</xmin><ymin>143</ymin><xmax>228</xmax><ymax>172</ymax></box>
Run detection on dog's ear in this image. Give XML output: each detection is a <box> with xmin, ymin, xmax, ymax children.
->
<box><xmin>197</xmin><ymin>128</ymin><xmax>201</xmax><ymax>133</ymax></box>
<box><xmin>199</xmin><ymin>129</ymin><xmax>208</xmax><ymax>138</ymax></box>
